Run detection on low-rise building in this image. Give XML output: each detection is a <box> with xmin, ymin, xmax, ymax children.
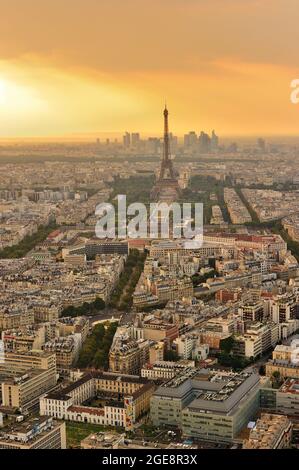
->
<box><xmin>0</xmin><ymin>416</ymin><xmax>66</xmax><ymax>449</ymax></box>
<box><xmin>243</xmin><ymin>413</ymin><xmax>292</xmax><ymax>449</ymax></box>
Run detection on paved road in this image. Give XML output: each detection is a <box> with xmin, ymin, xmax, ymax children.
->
<box><xmin>89</xmin><ymin>310</ymin><xmax>121</xmax><ymax>324</ymax></box>
<box><xmin>89</xmin><ymin>309</ymin><xmax>135</xmax><ymax>325</ymax></box>
<box><xmin>244</xmin><ymin>350</ymin><xmax>273</xmax><ymax>374</ymax></box>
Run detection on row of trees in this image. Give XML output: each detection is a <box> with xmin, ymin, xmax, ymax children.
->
<box><xmin>217</xmin><ymin>352</ymin><xmax>253</xmax><ymax>371</ymax></box>
<box><xmin>272</xmin><ymin>221</ymin><xmax>299</xmax><ymax>262</ymax></box>
<box><xmin>109</xmin><ymin>249</ymin><xmax>147</xmax><ymax>310</ymax></box>
<box><xmin>234</xmin><ymin>187</ymin><xmax>260</xmax><ymax>224</ymax></box>
<box><xmin>61</xmin><ymin>297</ymin><xmax>105</xmax><ymax>318</ymax></box>
<box><xmin>77</xmin><ymin>322</ymin><xmax>118</xmax><ymax>369</ymax></box>
<box><xmin>0</xmin><ymin>223</ymin><xmax>57</xmax><ymax>259</ymax></box>
<box><xmin>181</xmin><ymin>175</ymin><xmax>231</xmax><ymax>225</ymax></box>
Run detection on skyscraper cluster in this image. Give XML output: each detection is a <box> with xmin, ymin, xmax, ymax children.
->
<box><xmin>184</xmin><ymin>129</ymin><xmax>219</xmax><ymax>153</ymax></box>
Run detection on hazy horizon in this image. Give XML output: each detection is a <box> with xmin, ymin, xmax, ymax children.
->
<box><xmin>1</xmin><ymin>133</ymin><xmax>299</xmax><ymax>146</ymax></box>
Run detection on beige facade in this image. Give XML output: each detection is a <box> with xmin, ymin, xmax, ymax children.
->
<box><xmin>0</xmin><ymin>310</ymin><xmax>34</xmax><ymax>330</ymax></box>
<box><xmin>109</xmin><ymin>340</ymin><xmax>150</xmax><ymax>375</ymax></box>
<box><xmin>0</xmin><ymin>351</ymin><xmax>57</xmax><ymax>411</ymax></box>
<box><xmin>266</xmin><ymin>344</ymin><xmax>299</xmax><ymax>379</ymax></box>
<box><xmin>3</xmin><ymin>350</ymin><xmax>57</xmax><ymax>372</ymax></box>
<box><xmin>2</xmin><ymin>368</ymin><xmax>57</xmax><ymax>410</ymax></box>
<box><xmin>243</xmin><ymin>413</ymin><xmax>292</xmax><ymax>449</ymax></box>
<box><xmin>40</xmin><ymin>372</ymin><xmax>155</xmax><ymax>430</ymax></box>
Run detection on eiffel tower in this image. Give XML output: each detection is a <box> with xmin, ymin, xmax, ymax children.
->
<box><xmin>151</xmin><ymin>105</ymin><xmax>180</xmax><ymax>202</ymax></box>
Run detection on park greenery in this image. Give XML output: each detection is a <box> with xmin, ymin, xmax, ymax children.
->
<box><xmin>109</xmin><ymin>173</ymin><xmax>233</xmax><ymax>227</ymax></box>
<box><xmin>219</xmin><ymin>336</ymin><xmax>235</xmax><ymax>354</ymax></box>
<box><xmin>217</xmin><ymin>351</ymin><xmax>253</xmax><ymax>371</ymax></box>
<box><xmin>110</xmin><ymin>174</ymin><xmax>155</xmax><ymax>206</ymax></box>
<box><xmin>77</xmin><ymin>321</ymin><xmax>118</xmax><ymax>370</ymax></box>
<box><xmin>0</xmin><ymin>223</ymin><xmax>57</xmax><ymax>259</ymax></box>
<box><xmin>61</xmin><ymin>297</ymin><xmax>105</xmax><ymax>318</ymax></box>
<box><xmin>66</xmin><ymin>421</ymin><xmax>122</xmax><ymax>448</ymax></box>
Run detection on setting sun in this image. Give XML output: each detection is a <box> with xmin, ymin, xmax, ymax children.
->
<box><xmin>0</xmin><ymin>79</ymin><xmax>7</xmax><ymax>105</ymax></box>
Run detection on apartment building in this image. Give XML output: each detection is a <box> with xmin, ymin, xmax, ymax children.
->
<box><xmin>173</xmin><ymin>334</ymin><xmax>208</xmax><ymax>361</ymax></box>
<box><xmin>152</xmin><ymin>277</ymin><xmax>193</xmax><ymax>304</ymax></box>
<box><xmin>243</xmin><ymin>413</ymin><xmax>292</xmax><ymax>449</ymax></box>
<box><xmin>233</xmin><ymin>322</ymin><xmax>279</xmax><ymax>359</ymax></box>
<box><xmin>1</xmin><ymin>324</ymin><xmax>46</xmax><ymax>352</ymax></box>
<box><xmin>109</xmin><ymin>337</ymin><xmax>150</xmax><ymax>375</ymax></box>
<box><xmin>43</xmin><ymin>335</ymin><xmax>81</xmax><ymax>372</ymax></box>
<box><xmin>57</xmin><ymin>316</ymin><xmax>89</xmax><ymax>343</ymax></box>
<box><xmin>141</xmin><ymin>362</ymin><xmax>190</xmax><ymax>380</ymax></box>
<box><xmin>0</xmin><ymin>351</ymin><xmax>57</xmax><ymax>411</ymax></box>
<box><xmin>271</xmin><ymin>294</ymin><xmax>299</xmax><ymax>324</ymax></box>
<box><xmin>3</xmin><ymin>350</ymin><xmax>57</xmax><ymax>374</ymax></box>
<box><xmin>238</xmin><ymin>302</ymin><xmax>265</xmax><ymax>324</ymax></box>
<box><xmin>1</xmin><ymin>367</ymin><xmax>58</xmax><ymax>411</ymax></box>
<box><xmin>149</xmin><ymin>341</ymin><xmax>164</xmax><ymax>363</ymax></box>
<box><xmin>0</xmin><ymin>310</ymin><xmax>34</xmax><ymax>330</ymax></box>
<box><xmin>141</xmin><ymin>320</ymin><xmax>179</xmax><ymax>343</ymax></box>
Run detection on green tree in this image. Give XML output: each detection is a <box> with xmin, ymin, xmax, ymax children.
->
<box><xmin>164</xmin><ymin>350</ymin><xmax>179</xmax><ymax>362</ymax></box>
<box><xmin>220</xmin><ymin>336</ymin><xmax>234</xmax><ymax>354</ymax></box>
<box><xmin>94</xmin><ymin>297</ymin><xmax>105</xmax><ymax>310</ymax></box>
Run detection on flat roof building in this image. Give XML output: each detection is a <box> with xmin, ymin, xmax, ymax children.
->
<box><xmin>151</xmin><ymin>368</ymin><xmax>260</xmax><ymax>443</ymax></box>
<box><xmin>0</xmin><ymin>416</ymin><xmax>66</xmax><ymax>449</ymax></box>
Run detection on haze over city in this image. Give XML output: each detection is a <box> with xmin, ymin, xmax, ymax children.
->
<box><xmin>1</xmin><ymin>0</ymin><xmax>299</xmax><ymax>458</ymax></box>
<box><xmin>0</xmin><ymin>0</ymin><xmax>299</xmax><ymax>139</ymax></box>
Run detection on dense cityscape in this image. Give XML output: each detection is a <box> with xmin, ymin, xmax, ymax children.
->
<box><xmin>0</xmin><ymin>104</ymin><xmax>298</xmax><ymax>453</ymax></box>
<box><xmin>1</xmin><ymin>0</ymin><xmax>299</xmax><ymax>461</ymax></box>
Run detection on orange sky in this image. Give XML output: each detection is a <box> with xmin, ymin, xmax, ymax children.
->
<box><xmin>0</xmin><ymin>0</ymin><xmax>299</xmax><ymax>138</ymax></box>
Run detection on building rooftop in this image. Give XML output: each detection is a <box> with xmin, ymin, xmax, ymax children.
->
<box><xmin>45</xmin><ymin>371</ymin><xmax>150</xmax><ymax>401</ymax></box>
<box><xmin>154</xmin><ymin>368</ymin><xmax>260</xmax><ymax>414</ymax></box>
<box><xmin>243</xmin><ymin>413</ymin><xmax>292</xmax><ymax>449</ymax></box>
<box><xmin>279</xmin><ymin>378</ymin><xmax>299</xmax><ymax>395</ymax></box>
<box><xmin>0</xmin><ymin>416</ymin><xmax>61</xmax><ymax>445</ymax></box>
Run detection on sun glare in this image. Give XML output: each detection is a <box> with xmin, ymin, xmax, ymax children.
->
<box><xmin>0</xmin><ymin>77</ymin><xmax>46</xmax><ymax>116</ymax></box>
<box><xmin>0</xmin><ymin>79</ymin><xmax>7</xmax><ymax>105</ymax></box>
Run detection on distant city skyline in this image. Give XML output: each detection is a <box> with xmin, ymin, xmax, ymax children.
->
<box><xmin>2</xmin><ymin>133</ymin><xmax>299</xmax><ymax>146</ymax></box>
